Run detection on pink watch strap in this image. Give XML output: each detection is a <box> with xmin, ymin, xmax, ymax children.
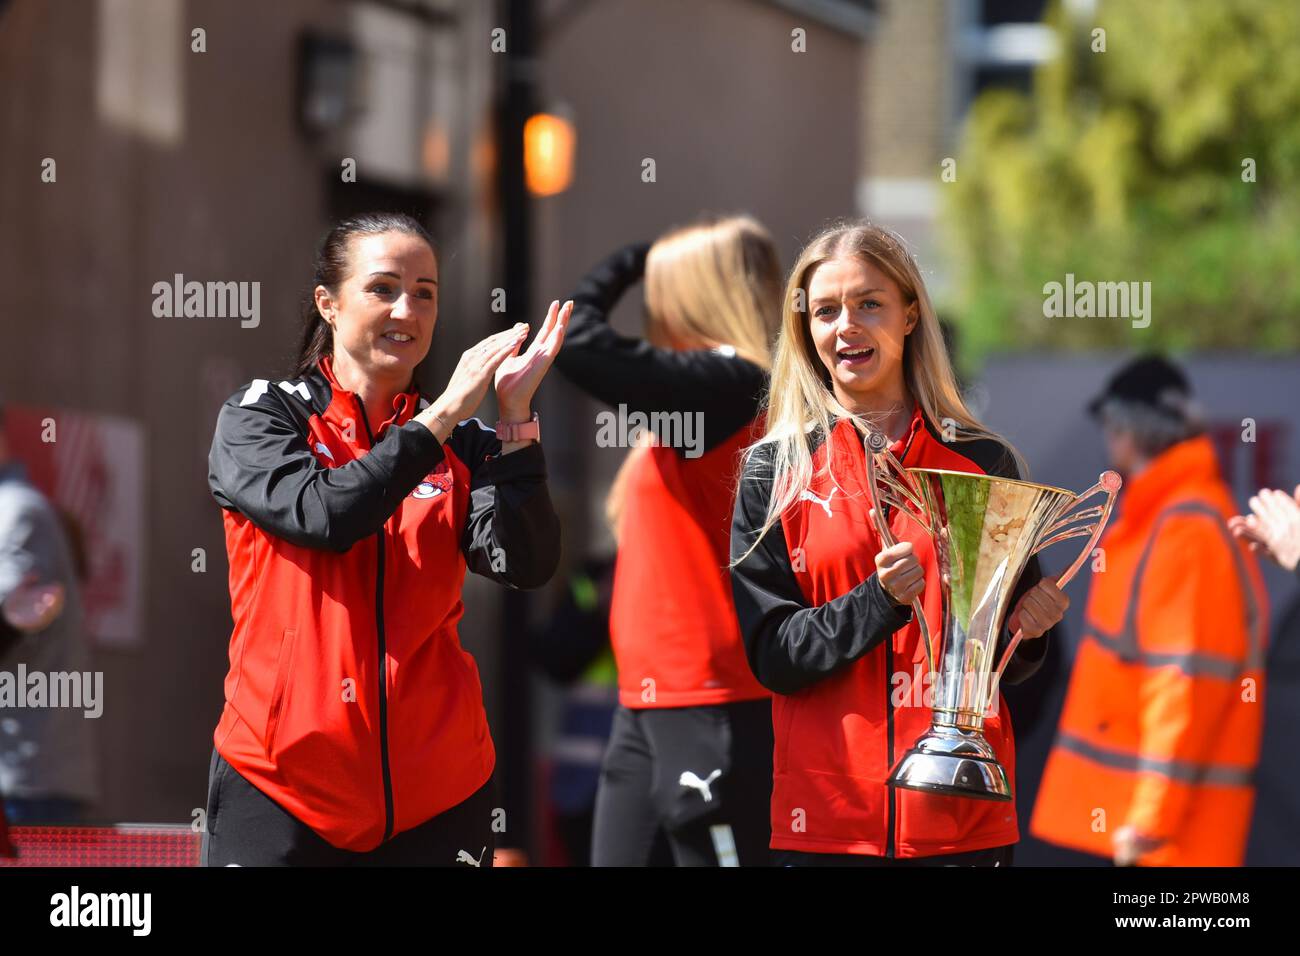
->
<box><xmin>495</xmin><ymin>412</ymin><xmax>540</xmax><ymax>443</ymax></box>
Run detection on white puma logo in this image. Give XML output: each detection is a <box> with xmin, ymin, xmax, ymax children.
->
<box><xmin>799</xmin><ymin>488</ymin><xmax>835</xmax><ymax>518</ymax></box>
<box><xmin>455</xmin><ymin>846</ymin><xmax>487</xmax><ymax>867</ymax></box>
<box><xmin>278</xmin><ymin>380</ymin><xmax>311</xmax><ymax>402</ymax></box>
<box><xmin>679</xmin><ymin>769</ymin><xmax>722</xmax><ymax>802</ymax></box>
<box><xmin>239</xmin><ymin>379</ymin><xmax>269</xmax><ymax>407</ymax></box>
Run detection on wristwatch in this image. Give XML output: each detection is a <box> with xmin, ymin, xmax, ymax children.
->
<box><xmin>495</xmin><ymin>411</ymin><xmax>541</xmax><ymax>443</ymax></box>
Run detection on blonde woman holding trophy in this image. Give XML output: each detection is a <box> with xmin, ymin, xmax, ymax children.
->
<box><xmin>729</xmin><ymin>222</ymin><xmax>1071</xmax><ymax>866</ymax></box>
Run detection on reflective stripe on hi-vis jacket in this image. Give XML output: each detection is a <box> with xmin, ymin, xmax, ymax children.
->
<box><xmin>730</xmin><ymin>407</ymin><xmax>1055</xmax><ymax>858</ymax></box>
<box><xmin>1031</xmin><ymin>435</ymin><xmax>1268</xmax><ymax>866</ymax></box>
<box><xmin>207</xmin><ymin>357</ymin><xmax>560</xmax><ymax>852</ymax></box>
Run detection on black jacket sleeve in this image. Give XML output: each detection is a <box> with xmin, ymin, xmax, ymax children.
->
<box><xmin>555</xmin><ymin>243</ymin><xmax>769</xmax><ymax>455</ymax></box>
<box><xmin>729</xmin><ymin>444</ymin><xmax>914</xmax><ymax>696</ymax></box>
<box><xmin>208</xmin><ymin>384</ymin><xmax>444</xmax><ymax>552</ymax></box>
<box><xmin>448</xmin><ymin>420</ymin><xmax>561</xmax><ymax>590</ymax></box>
<box><xmin>966</xmin><ymin>439</ymin><xmax>1052</xmax><ymax>686</ymax></box>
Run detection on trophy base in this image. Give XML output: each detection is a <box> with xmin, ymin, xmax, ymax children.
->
<box><xmin>888</xmin><ymin>726</ymin><xmax>1013</xmax><ymax>802</ymax></box>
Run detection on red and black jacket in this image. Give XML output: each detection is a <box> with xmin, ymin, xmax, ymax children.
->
<box><xmin>729</xmin><ymin>408</ymin><xmax>1051</xmax><ymax>857</ymax></box>
<box><xmin>207</xmin><ymin>356</ymin><xmax>559</xmax><ymax>852</ymax></box>
<box><xmin>555</xmin><ymin>243</ymin><xmax>770</xmax><ymax>708</ymax></box>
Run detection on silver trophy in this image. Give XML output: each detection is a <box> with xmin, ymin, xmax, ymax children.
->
<box><xmin>864</xmin><ymin>430</ymin><xmax>1121</xmax><ymax>801</ymax></box>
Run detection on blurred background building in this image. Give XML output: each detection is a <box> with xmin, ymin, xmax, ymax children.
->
<box><xmin>860</xmin><ymin>0</ymin><xmax>1053</xmax><ymax>296</ymax></box>
<box><xmin>1</xmin><ymin>0</ymin><xmax>1296</xmax><ymax>865</ymax></box>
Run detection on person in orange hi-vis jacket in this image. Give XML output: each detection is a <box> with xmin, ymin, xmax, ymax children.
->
<box><xmin>1032</xmin><ymin>356</ymin><xmax>1269</xmax><ymax>867</ymax></box>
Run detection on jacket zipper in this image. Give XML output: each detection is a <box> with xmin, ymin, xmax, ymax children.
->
<box><xmin>884</xmin><ymin>640</ymin><xmax>896</xmax><ymax>858</ymax></box>
<box><xmin>356</xmin><ymin>395</ymin><xmax>395</xmax><ymax>843</ymax></box>
<box><xmin>870</xmin><ymin>416</ymin><xmax>920</xmax><ymax>860</ymax></box>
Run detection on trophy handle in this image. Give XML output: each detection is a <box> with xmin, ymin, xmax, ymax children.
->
<box><xmin>988</xmin><ymin>470</ymin><xmax>1122</xmax><ymax>697</ymax></box>
<box><xmin>862</xmin><ymin>429</ymin><xmax>937</xmax><ymax>674</ymax></box>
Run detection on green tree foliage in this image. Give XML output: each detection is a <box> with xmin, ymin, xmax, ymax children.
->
<box><xmin>942</xmin><ymin>0</ymin><xmax>1300</xmax><ymax>357</ymax></box>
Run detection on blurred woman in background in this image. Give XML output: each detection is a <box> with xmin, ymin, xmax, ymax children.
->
<box><xmin>555</xmin><ymin>215</ymin><xmax>782</xmax><ymax>866</ymax></box>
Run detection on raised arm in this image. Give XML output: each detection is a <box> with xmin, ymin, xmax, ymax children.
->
<box><xmin>209</xmin><ymin>385</ymin><xmax>444</xmax><ymax>552</ymax></box>
<box><xmin>556</xmin><ymin>243</ymin><xmax>767</xmax><ymax>454</ymax></box>
<box><xmin>451</xmin><ymin>421</ymin><xmax>560</xmax><ymax>590</ymax></box>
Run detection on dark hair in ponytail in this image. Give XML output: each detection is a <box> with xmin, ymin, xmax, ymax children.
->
<box><xmin>293</xmin><ymin>212</ymin><xmax>438</xmax><ymax>378</ymax></box>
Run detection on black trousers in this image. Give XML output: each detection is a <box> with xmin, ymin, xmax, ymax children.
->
<box><xmin>591</xmin><ymin>698</ymin><xmax>774</xmax><ymax>867</ymax></box>
<box><xmin>201</xmin><ymin>748</ymin><xmax>499</xmax><ymax>867</ymax></box>
<box><xmin>774</xmin><ymin>844</ymin><xmax>1015</xmax><ymax>867</ymax></box>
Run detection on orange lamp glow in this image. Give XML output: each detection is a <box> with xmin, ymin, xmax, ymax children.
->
<box><xmin>524</xmin><ymin>112</ymin><xmax>575</xmax><ymax>197</ymax></box>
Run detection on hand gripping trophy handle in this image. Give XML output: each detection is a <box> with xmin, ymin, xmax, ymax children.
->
<box><xmin>988</xmin><ymin>469</ymin><xmax>1123</xmax><ymax>699</ymax></box>
<box><xmin>862</xmin><ymin>430</ymin><xmax>938</xmax><ymax>674</ymax></box>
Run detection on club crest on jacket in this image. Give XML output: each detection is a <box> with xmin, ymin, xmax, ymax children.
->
<box><xmin>412</xmin><ymin>472</ymin><xmax>453</xmax><ymax>499</ymax></box>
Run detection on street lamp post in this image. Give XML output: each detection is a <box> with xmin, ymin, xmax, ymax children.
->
<box><xmin>494</xmin><ymin>0</ymin><xmax>539</xmax><ymax>863</ymax></box>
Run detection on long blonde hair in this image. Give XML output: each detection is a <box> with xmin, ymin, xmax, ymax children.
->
<box><xmin>737</xmin><ymin>220</ymin><xmax>1022</xmax><ymax>558</ymax></box>
<box><xmin>605</xmin><ymin>214</ymin><xmax>783</xmax><ymax>535</ymax></box>
<box><xmin>643</xmin><ymin>214</ymin><xmax>781</xmax><ymax>366</ymax></box>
